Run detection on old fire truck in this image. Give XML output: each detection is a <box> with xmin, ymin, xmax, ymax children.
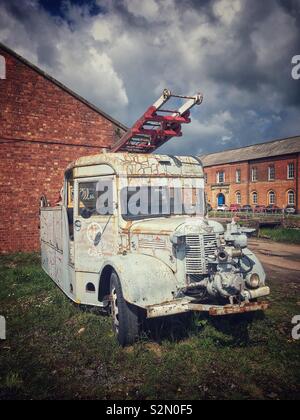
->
<box><xmin>41</xmin><ymin>90</ymin><xmax>270</xmax><ymax>345</ymax></box>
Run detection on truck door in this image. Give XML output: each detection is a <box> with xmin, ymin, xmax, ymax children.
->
<box><xmin>73</xmin><ymin>176</ymin><xmax>118</xmax><ymax>273</ymax></box>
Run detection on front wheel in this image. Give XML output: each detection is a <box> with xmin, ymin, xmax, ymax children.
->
<box><xmin>110</xmin><ymin>271</ymin><xmax>140</xmax><ymax>346</ymax></box>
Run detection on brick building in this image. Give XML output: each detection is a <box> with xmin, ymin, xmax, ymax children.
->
<box><xmin>0</xmin><ymin>43</ymin><xmax>126</xmax><ymax>253</ymax></box>
<box><xmin>201</xmin><ymin>137</ymin><xmax>300</xmax><ymax>212</ymax></box>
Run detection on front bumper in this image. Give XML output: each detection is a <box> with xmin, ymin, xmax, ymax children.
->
<box><xmin>146</xmin><ymin>295</ymin><xmax>270</xmax><ymax>319</ymax></box>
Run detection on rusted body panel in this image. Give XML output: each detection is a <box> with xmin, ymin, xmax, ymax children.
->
<box><xmin>99</xmin><ymin>254</ymin><xmax>180</xmax><ymax>307</ymax></box>
<box><xmin>146</xmin><ymin>299</ymin><xmax>270</xmax><ymax>318</ymax></box>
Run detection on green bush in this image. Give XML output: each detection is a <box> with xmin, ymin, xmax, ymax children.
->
<box><xmin>259</xmin><ymin>228</ymin><xmax>300</xmax><ymax>244</ymax></box>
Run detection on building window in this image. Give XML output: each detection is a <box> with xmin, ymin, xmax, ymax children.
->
<box><xmin>268</xmin><ymin>191</ymin><xmax>276</xmax><ymax>205</ymax></box>
<box><xmin>268</xmin><ymin>165</ymin><xmax>275</xmax><ymax>181</ymax></box>
<box><xmin>251</xmin><ymin>167</ymin><xmax>258</xmax><ymax>182</ymax></box>
<box><xmin>252</xmin><ymin>192</ymin><xmax>258</xmax><ymax>205</ymax></box>
<box><xmin>236</xmin><ymin>191</ymin><xmax>241</xmax><ymax>205</ymax></box>
<box><xmin>288</xmin><ymin>163</ymin><xmax>295</xmax><ymax>179</ymax></box>
<box><xmin>204</xmin><ymin>173</ymin><xmax>208</xmax><ymax>184</ymax></box>
<box><xmin>217</xmin><ymin>171</ymin><xmax>225</xmax><ymax>184</ymax></box>
<box><xmin>236</xmin><ymin>169</ymin><xmax>241</xmax><ymax>183</ymax></box>
<box><xmin>0</xmin><ymin>55</ymin><xmax>6</xmax><ymax>79</ymax></box>
<box><xmin>288</xmin><ymin>190</ymin><xmax>295</xmax><ymax>206</ymax></box>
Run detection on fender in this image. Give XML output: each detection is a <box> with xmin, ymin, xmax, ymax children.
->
<box><xmin>99</xmin><ymin>254</ymin><xmax>178</xmax><ymax>308</ymax></box>
<box><xmin>242</xmin><ymin>248</ymin><xmax>266</xmax><ymax>286</ymax></box>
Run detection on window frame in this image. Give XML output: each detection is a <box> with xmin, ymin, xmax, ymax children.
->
<box><xmin>287</xmin><ymin>190</ymin><xmax>295</xmax><ymax>206</ymax></box>
<box><xmin>217</xmin><ymin>171</ymin><xmax>225</xmax><ymax>184</ymax></box>
<box><xmin>287</xmin><ymin>163</ymin><xmax>295</xmax><ymax>180</ymax></box>
<box><xmin>236</xmin><ymin>169</ymin><xmax>241</xmax><ymax>184</ymax></box>
<box><xmin>268</xmin><ymin>165</ymin><xmax>275</xmax><ymax>181</ymax></box>
<box><xmin>75</xmin><ymin>176</ymin><xmax>115</xmax><ymax>219</ymax></box>
<box><xmin>268</xmin><ymin>190</ymin><xmax>276</xmax><ymax>205</ymax></box>
<box><xmin>236</xmin><ymin>191</ymin><xmax>241</xmax><ymax>205</ymax></box>
<box><xmin>252</xmin><ymin>191</ymin><xmax>258</xmax><ymax>205</ymax></box>
<box><xmin>0</xmin><ymin>55</ymin><xmax>5</xmax><ymax>80</ymax></box>
<box><xmin>251</xmin><ymin>167</ymin><xmax>258</xmax><ymax>182</ymax></box>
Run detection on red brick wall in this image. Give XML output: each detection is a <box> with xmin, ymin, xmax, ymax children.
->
<box><xmin>248</xmin><ymin>156</ymin><xmax>298</xmax><ymax>209</ymax></box>
<box><xmin>0</xmin><ymin>47</ymin><xmax>124</xmax><ymax>253</ymax></box>
<box><xmin>204</xmin><ymin>155</ymin><xmax>299</xmax><ymax>211</ymax></box>
<box><xmin>205</xmin><ymin>162</ymin><xmax>249</xmax><ymax>208</ymax></box>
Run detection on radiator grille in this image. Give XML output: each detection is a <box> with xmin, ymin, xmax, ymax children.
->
<box><xmin>185</xmin><ymin>234</ymin><xmax>217</xmax><ymax>275</ymax></box>
<box><xmin>203</xmin><ymin>234</ymin><xmax>218</xmax><ymax>259</ymax></box>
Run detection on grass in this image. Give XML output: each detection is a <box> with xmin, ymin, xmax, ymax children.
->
<box><xmin>0</xmin><ymin>253</ymin><xmax>300</xmax><ymax>400</ymax></box>
<box><xmin>259</xmin><ymin>228</ymin><xmax>300</xmax><ymax>244</ymax></box>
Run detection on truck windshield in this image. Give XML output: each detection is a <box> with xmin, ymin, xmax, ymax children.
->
<box><xmin>121</xmin><ymin>185</ymin><xmax>205</xmax><ymax>220</ymax></box>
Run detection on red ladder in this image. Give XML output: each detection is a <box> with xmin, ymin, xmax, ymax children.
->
<box><xmin>111</xmin><ymin>89</ymin><xmax>203</xmax><ymax>153</ymax></box>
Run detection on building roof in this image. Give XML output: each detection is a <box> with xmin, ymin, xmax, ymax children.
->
<box><xmin>200</xmin><ymin>136</ymin><xmax>300</xmax><ymax>167</ymax></box>
<box><xmin>0</xmin><ymin>42</ymin><xmax>128</xmax><ymax>132</ymax></box>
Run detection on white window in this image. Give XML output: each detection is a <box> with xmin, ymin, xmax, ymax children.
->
<box><xmin>236</xmin><ymin>191</ymin><xmax>241</xmax><ymax>205</ymax></box>
<box><xmin>251</xmin><ymin>167</ymin><xmax>258</xmax><ymax>182</ymax></box>
<box><xmin>288</xmin><ymin>190</ymin><xmax>295</xmax><ymax>206</ymax></box>
<box><xmin>0</xmin><ymin>55</ymin><xmax>6</xmax><ymax>80</ymax></box>
<box><xmin>236</xmin><ymin>169</ymin><xmax>241</xmax><ymax>183</ymax></box>
<box><xmin>252</xmin><ymin>192</ymin><xmax>258</xmax><ymax>204</ymax></box>
<box><xmin>217</xmin><ymin>171</ymin><xmax>225</xmax><ymax>184</ymax></box>
<box><xmin>288</xmin><ymin>163</ymin><xmax>295</xmax><ymax>179</ymax></box>
<box><xmin>268</xmin><ymin>166</ymin><xmax>275</xmax><ymax>181</ymax></box>
<box><xmin>269</xmin><ymin>191</ymin><xmax>275</xmax><ymax>205</ymax></box>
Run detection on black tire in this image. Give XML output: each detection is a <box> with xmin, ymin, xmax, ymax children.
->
<box><xmin>110</xmin><ymin>271</ymin><xmax>140</xmax><ymax>346</ymax></box>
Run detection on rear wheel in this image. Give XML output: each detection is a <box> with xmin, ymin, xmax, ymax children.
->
<box><xmin>110</xmin><ymin>271</ymin><xmax>140</xmax><ymax>346</ymax></box>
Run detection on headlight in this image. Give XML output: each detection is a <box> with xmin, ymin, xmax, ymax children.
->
<box><xmin>248</xmin><ymin>273</ymin><xmax>260</xmax><ymax>289</ymax></box>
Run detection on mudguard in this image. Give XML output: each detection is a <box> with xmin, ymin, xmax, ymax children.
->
<box><xmin>242</xmin><ymin>248</ymin><xmax>267</xmax><ymax>285</ymax></box>
<box><xmin>99</xmin><ymin>254</ymin><xmax>178</xmax><ymax>308</ymax></box>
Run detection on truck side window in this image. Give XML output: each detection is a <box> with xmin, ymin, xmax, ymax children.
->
<box><xmin>78</xmin><ymin>182</ymin><xmax>98</xmax><ymax>218</ymax></box>
<box><xmin>78</xmin><ymin>180</ymin><xmax>113</xmax><ymax>218</ymax></box>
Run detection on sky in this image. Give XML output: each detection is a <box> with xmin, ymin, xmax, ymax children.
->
<box><xmin>0</xmin><ymin>0</ymin><xmax>299</xmax><ymax>156</ymax></box>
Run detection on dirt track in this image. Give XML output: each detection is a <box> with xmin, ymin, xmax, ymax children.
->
<box><xmin>249</xmin><ymin>239</ymin><xmax>300</xmax><ymax>288</ymax></box>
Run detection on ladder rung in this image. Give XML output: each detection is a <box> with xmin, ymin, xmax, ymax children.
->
<box><xmin>111</xmin><ymin>88</ymin><xmax>203</xmax><ymax>153</ymax></box>
<box><xmin>156</xmin><ymin>109</ymin><xmax>179</xmax><ymax>114</ymax></box>
<box><xmin>170</xmin><ymin>93</ymin><xmax>199</xmax><ymax>100</ymax></box>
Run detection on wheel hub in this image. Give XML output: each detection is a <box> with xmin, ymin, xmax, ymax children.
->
<box><xmin>111</xmin><ymin>287</ymin><xmax>119</xmax><ymax>333</ymax></box>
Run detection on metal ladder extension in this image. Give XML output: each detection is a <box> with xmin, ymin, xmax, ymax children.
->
<box><xmin>111</xmin><ymin>89</ymin><xmax>203</xmax><ymax>153</ymax></box>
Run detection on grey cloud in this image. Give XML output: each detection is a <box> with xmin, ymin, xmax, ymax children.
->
<box><xmin>0</xmin><ymin>0</ymin><xmax>299</xmax><ymax>155</ymax></box>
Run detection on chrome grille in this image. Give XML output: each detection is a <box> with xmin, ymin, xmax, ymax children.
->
<box><xmin>185</xmin><ymin>233</ymin><xmax>217</xmax><ymax>275</ymax></box>
<box><xmin>203</xmin><ymin>234</ymin><xmax>218</xmax><ymax>260</ymax></box>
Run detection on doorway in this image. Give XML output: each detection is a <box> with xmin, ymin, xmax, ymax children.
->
<box><xmin>217</xmin><ymin>193</ymin><xmax>225</xmax><ymax>206</ymax></box>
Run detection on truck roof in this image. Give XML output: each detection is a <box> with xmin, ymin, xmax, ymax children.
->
<box><xmin>67</xmin><ymin>153</ymin><xmax>204</xmax><ymax>178</ymax></box>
